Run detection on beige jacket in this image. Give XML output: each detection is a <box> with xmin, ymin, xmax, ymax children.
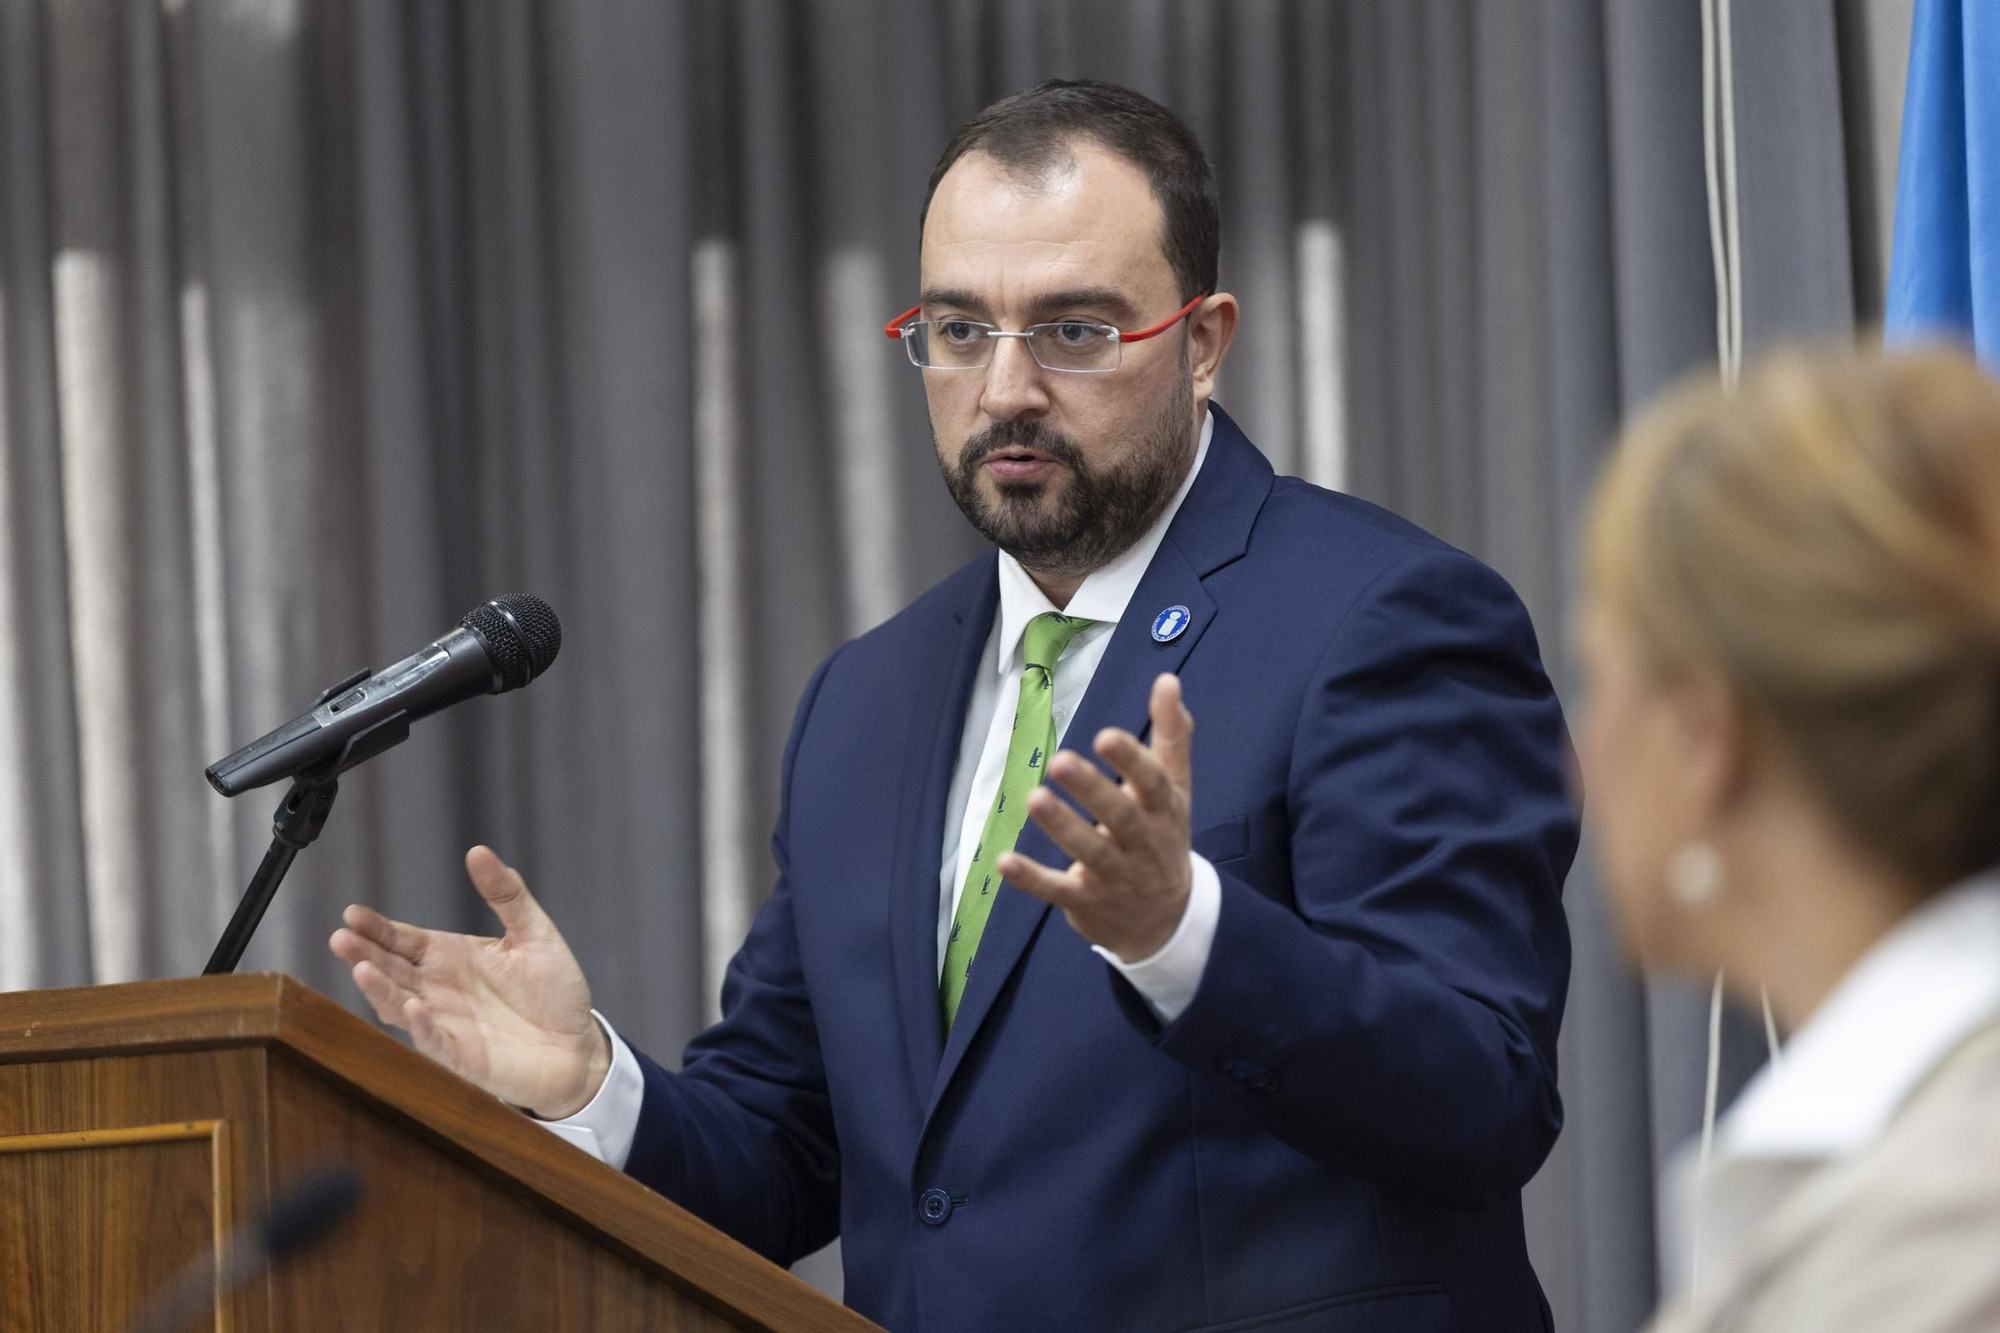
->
<box><xmin>1648</xmin><ymin>1006</ymin><xmax>2000</xmax><ymax>1332</ymax></box>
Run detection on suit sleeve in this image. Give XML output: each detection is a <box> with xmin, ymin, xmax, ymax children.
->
<box><xmin>1126</xmin><ymin>547</ymin><xmax>1577</xmax><ymax>1206</ymax></box>
<box><xmin>619</xmin><ymin>652</ymin><xmax>843</xmax><ymax>1267</ymax></box>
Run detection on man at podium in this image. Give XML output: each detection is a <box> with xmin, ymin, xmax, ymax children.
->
<box><xmin>331</xmin><ymin>80</ymin><xmax>1576</xmax><ymax>1333</ymax></box>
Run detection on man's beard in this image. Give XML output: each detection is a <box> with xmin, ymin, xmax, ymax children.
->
<box><xmin>938</xmin><ymin>357</ymin><xmax>1197</xmax><ymax>581</ymax></box>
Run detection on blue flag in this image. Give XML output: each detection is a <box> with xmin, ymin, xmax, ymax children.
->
<box><xmin>1886</xmin><ymin>0</ymin><xmax>2000</xmax><ymax>366</ymax></box>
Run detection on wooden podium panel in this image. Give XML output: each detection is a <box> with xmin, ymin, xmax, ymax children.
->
<box><xmin>0</xmin><ymin>976</ymin><xmax>879</xmax><ymax>1333</ymax></box>
<box><xmin>0</xmin><ymin>1119</ymin><xmax>228</xmax><ymax>1332</ymax></box>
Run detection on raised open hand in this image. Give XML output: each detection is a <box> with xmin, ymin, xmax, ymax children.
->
<box><xmin>1002</xmin><ymin>672</ymin><xmax>1197</xmax><ymax>961</ymax></box>
<box><xmin>329</xmin><ymin>846</ymin><xmax>609</xmax><ymax>1119</ymax></box>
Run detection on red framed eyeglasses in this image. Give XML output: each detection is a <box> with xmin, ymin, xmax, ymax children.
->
<box><xmin>884</xmin><ymin>292</ymin><xmax>1207</xmax><ymax>374</ymax></box>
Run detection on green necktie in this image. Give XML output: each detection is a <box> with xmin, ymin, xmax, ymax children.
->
<box><xmin>940</xmin><ymin>611</ymin><xmax>1094</xmax><ymax>1029</ymax></box>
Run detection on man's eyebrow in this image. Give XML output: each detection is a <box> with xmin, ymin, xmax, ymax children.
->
<box><xmin>918</xmin><ymin>288</ymin><xmax>991</xmax><ymax>316</ymax></box>
<box><xmin>1025</xmin><ymin>288</ymin><xmax>1141</xmax><ymax>324</ymax></box>
<box><xmin>916</xmin><ymin>286</ymin><xmax>1143</xmax><ymax>325</ymax></box>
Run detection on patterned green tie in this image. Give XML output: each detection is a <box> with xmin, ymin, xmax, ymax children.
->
<box><xmin>940</xmin><ymin>611</ymin><xmax>1094</xmax><ymax>1028</ymax></box>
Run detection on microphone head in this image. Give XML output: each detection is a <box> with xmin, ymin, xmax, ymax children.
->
<box><xmin>260</xmin><ymin>1164</ymin><xmax>363</xmax><ymax>1260</ymax></box>
<box><xmin>461</xmin><ymin>594</ymin><xmax>562</xmax><ymax>692</ymax></box>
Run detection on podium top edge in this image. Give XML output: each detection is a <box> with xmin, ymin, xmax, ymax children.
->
<box><xmin>0</xmin><ymin>973</ymin><xmax>304</xmax><ymax>1061</ymax></box>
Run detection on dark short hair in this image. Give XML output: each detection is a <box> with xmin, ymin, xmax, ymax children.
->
<box><xmin>921</xmin><ymin>79</ymin><xmax>1220</xmax><ymax>303</ymax></box>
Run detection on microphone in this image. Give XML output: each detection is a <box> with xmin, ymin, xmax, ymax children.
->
<box><xmin>126</xmin><ymin>1164</ymin><xmax>363</xmax><ymax>1333</ymax></box>
<box><xmin>206</xmin><ymin>594</ymin><xmax>561</xmax><ymax>796</ymax></box>
<box><xmin>259</xmin><ymin>1165</ymin><xmax>364</xmax><ymax>1258</ymax></box>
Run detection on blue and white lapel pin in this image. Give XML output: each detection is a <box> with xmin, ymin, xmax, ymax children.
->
<box><xmin>1151</xmin><ymin>604</ymin><xmax>1191</xmax><ymax>642</ymax></box>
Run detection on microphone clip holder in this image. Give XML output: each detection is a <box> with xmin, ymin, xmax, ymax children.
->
<box><xmin>203</xmin><ymin>670</ymin><xmax>411</xmax><ymax>976</ymax></box>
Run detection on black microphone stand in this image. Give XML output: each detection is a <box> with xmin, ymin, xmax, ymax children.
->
<box><xmin>204</xmin><ymin>670</ymin><xmax>412</xmax><ymax>976</ymax></box>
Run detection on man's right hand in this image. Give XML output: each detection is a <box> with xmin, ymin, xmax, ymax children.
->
<box><xmin>329</xmin><ymin>845</ymin><xmax>611</xmax><ymax>1120</ymax></box>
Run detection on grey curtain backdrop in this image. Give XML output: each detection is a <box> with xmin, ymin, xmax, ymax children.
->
<box><xmin>0</xmin><ymin>2</ymin><xmax>1909</xmax><ymax>1327</ymax></box>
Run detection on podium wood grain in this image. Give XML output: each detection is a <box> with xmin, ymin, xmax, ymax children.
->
<box><xmin>0</xmin><ymin>1119</ymin><xmax>230</xmax><ymax>1331</ymax></box>
<box><xmin>0</xmin><ymin>975</ymin><xmax>878</xmax><ymax>1333</ymax></box>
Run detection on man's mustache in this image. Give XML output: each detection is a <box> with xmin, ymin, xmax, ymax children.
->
<box><xmin>958</xmin><ymin>423</ymin><xmax>1087</xmax><ymax>472</ymax></box>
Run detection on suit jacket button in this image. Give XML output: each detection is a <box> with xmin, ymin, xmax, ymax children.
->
<box><xmin>1247</xmin><ymin>1070</ymin><xmax>1279</xmax><ymax>1094</ymax></box>
<box><xmin>919</xmin><ymin>1188</ymin><xmax>952</xmax><ymax>1225</ymax></box>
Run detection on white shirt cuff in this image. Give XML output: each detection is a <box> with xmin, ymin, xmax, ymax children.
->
<box><xmin>531</xmin><ymin>1010</ymin><xmax>644</xmax><ymax>1170</ymax></box>
<box><xmin>1091</xmin><ymin>852</ymin><xmax>1220</xmax><ymax>1024</ymax></box>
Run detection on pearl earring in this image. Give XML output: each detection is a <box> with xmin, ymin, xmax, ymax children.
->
<box><xmin>1668</xmin><ymin>842</ymin><xmax>1724</xmax><ymax>908</ymax></box>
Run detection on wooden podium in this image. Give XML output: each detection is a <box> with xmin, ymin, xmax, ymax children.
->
<box><xmin>0</xmin><ymin>975</ymin><xmax>880</xmax><ymax>1332</ymax></box>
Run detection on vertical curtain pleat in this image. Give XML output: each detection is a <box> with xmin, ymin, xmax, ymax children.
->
<box><xmin>532</xmin><ymin>0</ymin><xmax>703</xmax><ymax>1054</ymax></box>
<box><xmin>0</xmin><ymin>0</ymin><xmax>92</xmax><ymax>990</ymax></box>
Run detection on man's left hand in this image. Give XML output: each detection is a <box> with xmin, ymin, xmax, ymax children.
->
<box><xmin>998</xmin><ymin>672</ymin><xmax>1195</xmax><ymax>962</ymax></box>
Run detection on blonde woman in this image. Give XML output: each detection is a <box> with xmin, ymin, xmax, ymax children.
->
<box><xmin>1575</xmin><ymin>345</ymin><xmax>2000</xmax><ymax>1332</ymax></box>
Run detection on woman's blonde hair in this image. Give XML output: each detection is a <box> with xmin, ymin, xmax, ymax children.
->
<box><xmin>1584</xmin><ymin>344</ymin><xmax>2000</xmax><ymax>889</ymax></box>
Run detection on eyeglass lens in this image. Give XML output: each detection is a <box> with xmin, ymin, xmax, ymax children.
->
<box><xmin>907</xmin><ymin>320</ymin><xmax>1120</xmax><ymax>372</ymax></box>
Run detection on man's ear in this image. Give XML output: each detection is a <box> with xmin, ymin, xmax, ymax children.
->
<box><xmin>1188</xmin><ymin>292</ymin><xmax>1239</xmax><ymax>401</ymax></box>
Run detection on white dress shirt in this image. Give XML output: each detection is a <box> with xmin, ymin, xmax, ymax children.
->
<box><xmin>542</xmin><ymin>412</ymin><xmax>1223</xmax><ymax>1169</ymax></box>
<box><xmin>1661</xmin><ymin>867</ymin><xmax>2000</xmax><ymax>1295</ymax></box>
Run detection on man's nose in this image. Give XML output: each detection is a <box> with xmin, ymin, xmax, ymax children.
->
<box><xmin>977</xmin><ymin>336</ymin><xmax>1051</xmax><ymax>422</ymax></box>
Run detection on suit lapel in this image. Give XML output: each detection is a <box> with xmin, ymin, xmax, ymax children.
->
<box><xmin>887</xmin><ymin>556</ymin><xmax>998</xmax><ymax>1102</ymax></box>
<box><xmin>927</xmin><ymin>539</ymin><xmax>1221</xmax><ymax>1112</ymax></box>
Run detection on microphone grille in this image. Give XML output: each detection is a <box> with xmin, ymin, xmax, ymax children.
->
<box><xmin>461</xmin><ymin>594</ymin><xmax>562</xmax><ymax>692</ymax></box>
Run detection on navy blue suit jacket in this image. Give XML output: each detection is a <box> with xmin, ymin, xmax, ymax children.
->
<box><xmin>624</xmin><ymin>406</ymin><xmax>1577</xmax><ymax>1332</ymax></box>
